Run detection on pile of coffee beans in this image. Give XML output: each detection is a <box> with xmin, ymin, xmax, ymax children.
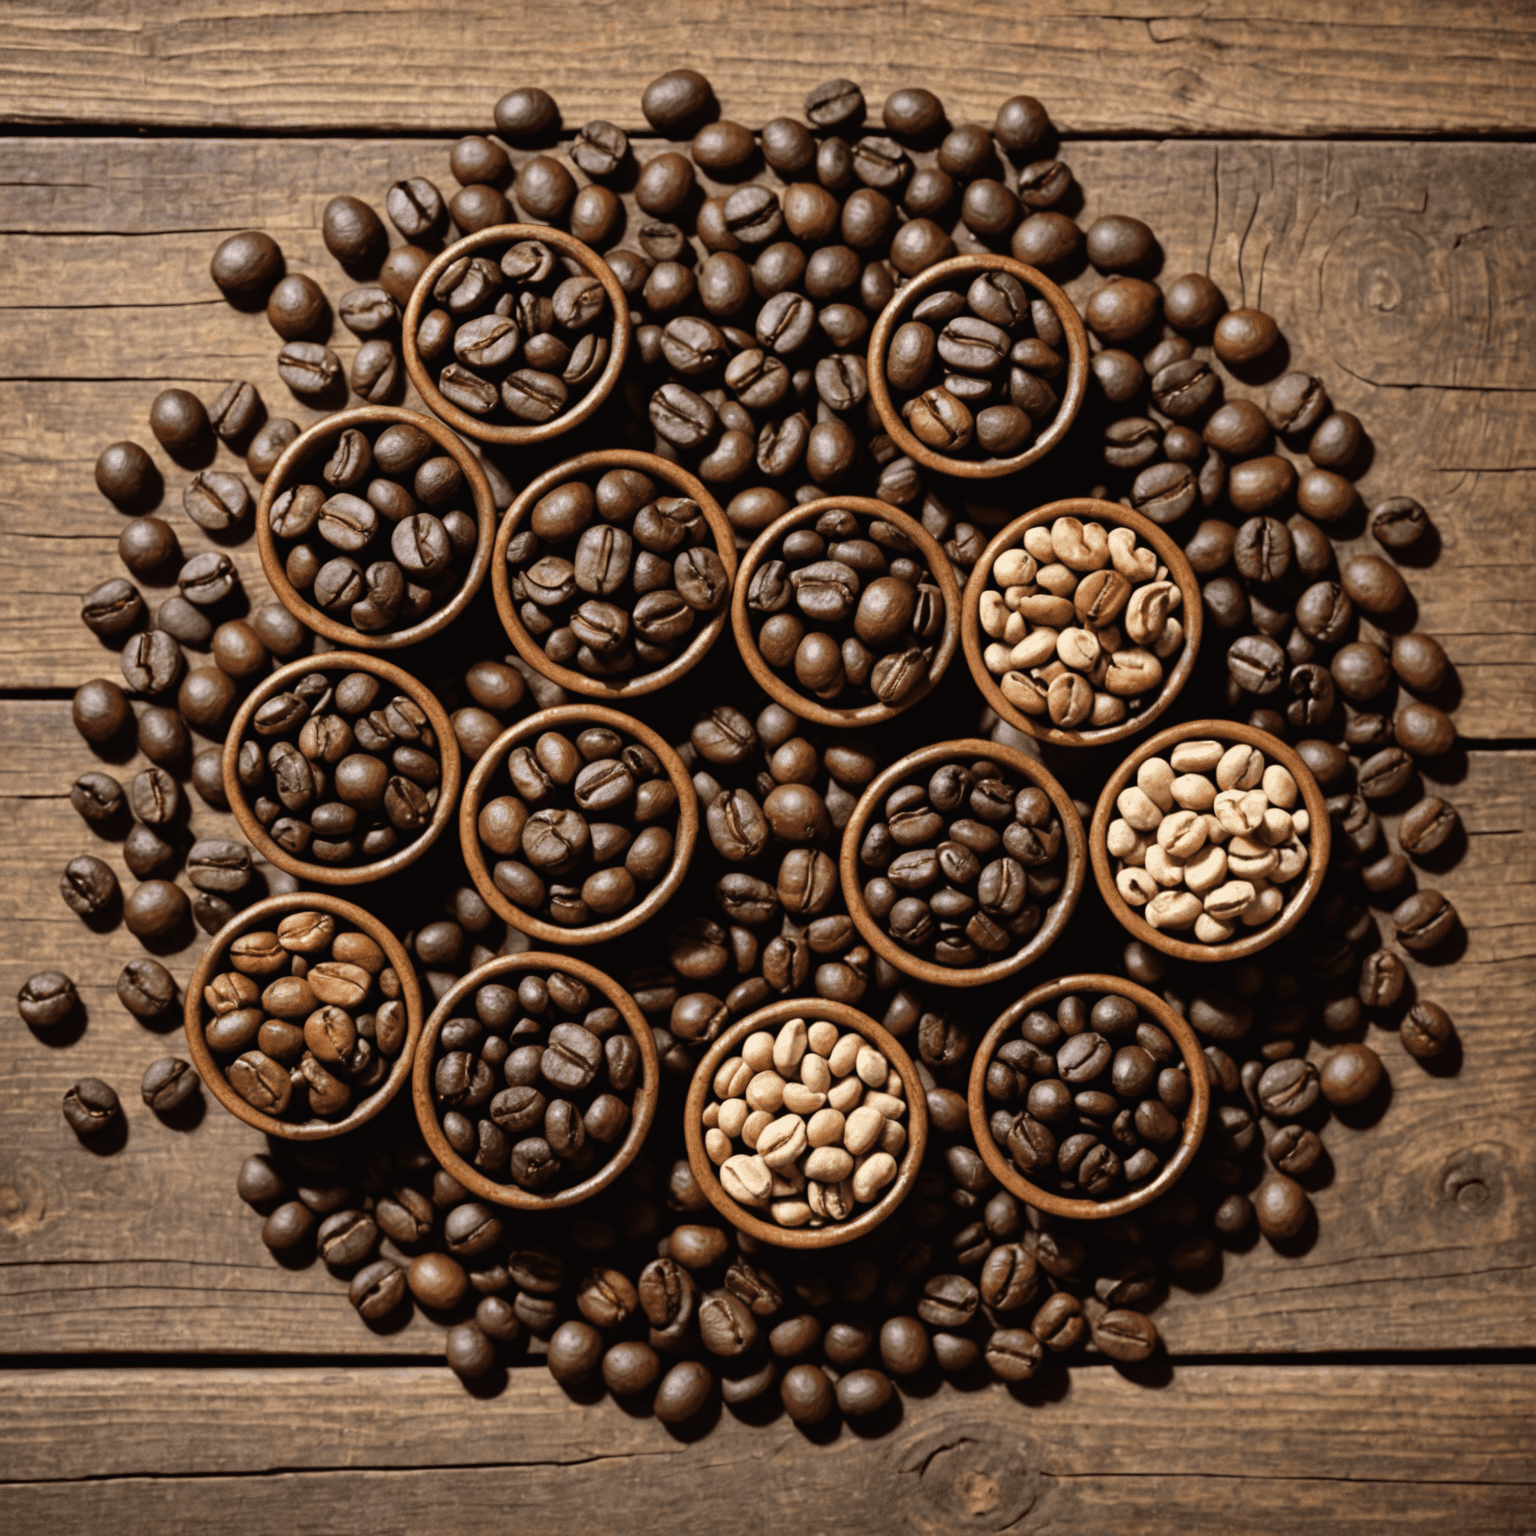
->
<box><xmin>879</xmin><ymin>268</ymin><xmax>1071</xmax><ymax>462</ymax></box>
<box><xmin>267</xmin><ymin>419</ymin><xmax>479</xmax><ymax>636</ymax></box>
<box><xmin>743</xmin><ymin>504</ymin><xmax>947</xmax><ymax>710</ymax></box>
<box><xmin>976</xmin><ymin>512</ymin><xmax>1184</xmax><ymax>730</ymax></box>
<box><xmin>700</xmin><ymin>1016</ymin><xmax>908</xmax><ymax>1227</ymax></box>
<box><xmin>1109</xmin><ymin>739</ymin><xmax>1310</xmax><ymax>944</ymax></box>
<box><xmin>200</xmin><ymin>908</ymin><xmax>409</xmax><ymax>1123</ymax></box>
<box><xmin>504</xmin><ymin>464</ymin><xmax>730</xmax><ymax>683</ymax></box>
<box><xmin>983</xmin><ymin>989</ymin><xmax>1191</xmax><ymax>1198</ymax></box>
<box><xmin>426</xmin><ymin>968</ymin><xmax>642</xmax><ymax>1192</ymax></box>
<box><xmin>236</xmin><ymin>668</ymin><xmax>446</xmax><ymax>871</ymax></box>
<box><xmin>856</xmin><ymin>753</ymin><xmax>1073</xmax><ymax>969</ymax></box>
<box><xmin>474</xmin><ymin>721</ymin><xmax>684</xmax><ymax>929</ymax></box>
<box><xmin>417</xmin><ymin>237</ymin><xmax>613</xmax><ymax>427</ymax></box>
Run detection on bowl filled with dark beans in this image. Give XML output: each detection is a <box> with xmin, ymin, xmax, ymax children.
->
<box><xmin>224</xmin><ymin>653</ymin><xmax>462</xmax><ymax>885</ymax></box>
<box><xmin>459</xmin><ymin>703</ymin><xmax>697</xmax><ymax>944</ymax></box>
<box><xmin>841</xmin><ymin>738</ymin><xmax>1086</xmax><ymax>986</ymax></box>
<box><xmin>401</xmin><ymin>223</ymin><xmax>630</xmax><ymax>444</ymax></box>
<box><xmin>968</xmin><ymin>974</ymin><xmax>1210</xmax><ymax>1219</ymax></box>
<box><xmin>413</xmin><ymin>953</ymin><xmax>659</xmax><ymax>1209</ymax></box>
<box><xmin>185</xmin><ymin>892</ymin><xmax>424</xmax><ymax>1139</ymax></box>
<box><xmin>492</xmin><ymin>449</ymin><xmax>737</xmax><ymax>698</ymax></box>
<box><xmin>731</xmin><ymin>495</ymin><xmax>961</xmax><ymax>726</ymax></box>
<box><xmin>256</xmin><ymin>406</ymin><xmax>496</xmax><ymax>648</ymax></box>
<box><xmin>1091</xmin><ymin>720</ymin><xmax>1331</xmax><ymax>961</ymax></box>
<box><xmin>684</xmin><ymin>998</ymin><xmax>927</xmax><ymax>1249</ymax></box>
<box><xmin>867</xmin><ymin>253</ymin><xmax>1089</xmax><ymax>477</ymax></box>
<box><xmin>962</xmin><ymin>498</ymin><xmax>1202</xmax><ymax>746</ymax></box>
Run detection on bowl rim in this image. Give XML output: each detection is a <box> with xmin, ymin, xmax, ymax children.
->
<box><xmin>410</xmin><ymin>951</ymin><xmax>659</xmax><ymax>1209</ymax></box>
<box><xmin>457</xmin><ymin>702</ymin><xmax>699</xmax><ymax>946</ymax></box>
<box><xmin>839</xmin><ymin>735</ymin><xmax>1087</xmax><ymax>988</ymax></box>
<box><xmin>1088</xmin><ymin>717</ymin><xmax>1333</xmax><ymax>962</ymax></box>
<box><xmin>729</xmin><ymin>494</ymin><xmax>963</xmax><ymax>727</ymax></box>
<box><xmin>253</xmin><ymin>404</ymin><xmax>497</xmax><ymax>651</ymax></box>
<box><xmin>183</xmin><ymin>889</ymin><xmax>424</xmax><ymax>1140</ymax></box>
<box><xmin>960</xmin><ymin>496</ymin><xmax>1205</xmax><ymax>748</ymax></box>
<box><xmin>491</xmin><ymin>448</ymin><xmax>738</xmax><ymax>700</ymax></box>
<box><xmin>222</xmin><ymin>650</ymin><xmax>462</xmax><ymax>886</ymax></box>
<box><xmin>399</xmin><ymin>222</ymin><xmax>632</xmax><ymax>445</ymax></box>
<box><xmin>681</xmin><ymin>997</ymin><xmax>928</xmax><ymax>1250</ymax></box>
<box><xmin>966</xmin><ymin>971</ymin><xmax>1212</xmax><ymax>1219</ymax></box>
<box><xmin>865</xmin><ymin>251</ymin><xmax>1090</xmax><ymax>479</ymax></box>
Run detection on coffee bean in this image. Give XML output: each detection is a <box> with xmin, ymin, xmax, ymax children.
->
<box><xmin>142</xmin><ymin>1057</ymin><xmax>199</xmax><ymax>1114</ymax></box>
<box><xmin>149</xmin><ymin>388</ymin><xmax>207</xmax><ymax>452</ymax></box>
<box><xmin>63</xmin><ymin>1078</ymin><xmax>120</xmax><ymax>1138</ymax></box>
<box><xmin>61</xmin><ymin>854</ymin><xmax>118</xmax><ymax>916</ymax></box>
<box><xmin>18</xmin><ymin>971</ymin><xmax>77</xmax><ymax>1027</ymax></box>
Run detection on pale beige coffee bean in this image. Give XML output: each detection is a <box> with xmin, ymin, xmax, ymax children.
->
<box><xmin>1117</xmin><ymin>867</ymin><xmax>1158</xmax><ymax>905</ymax></box>
<box><xmin>782</xmin><ymin>1082</ymin><xmax>827</xmax><ymax>1114</ymax></box>
<box><xmin>1184</xmin><ymin>843</ymin><xmax>1228</xmax><ymax>895</ymax></box>
<box><xmin>1216</xmin><ymin>743</ymin><xmax>1265</xmax><ymax>790</ymax></box>
<box><xmin>1274</xmin><ymin>842</ymin><xmax>1308</xmax><ymax>880</ymax></box>
<box><xmin>742</xmin><ymin>1031</ymin><xmax>775</xmax><ymax>1072</ymax></box>
<box><xmin>879</xmin><ymin>1118</ymin><xmax>907</xmax><ymax>1156</ymax></box>
<box><xmin>1144</xmin><ymin>845</ymin><xmax>1186</xmax><ymax>886</ymax></box>
<box><xmin>718</xmin><ymin>1097</ymin><xmax>750</xmax><ymax>1138</ymax></box>
<box><xmin>771</xmin><ymin>1160</ymin><xmax>806</xmax><ymax>1195</ymax></box>
<box><xmin>1228</xmin><ymin>832</ymin><xmax>1269</xmax><ymax>858</ymax></box>
<box><xmin>984</xmin><ymin>641</ymin><xmax>1014</xmax><ymax>675</ymax></box>
<box><xmin>1001</xmin><ymin>670</ymin><xmax>1048</xmax><ymax>715</ymax></box>
<box><xmin>979</xmin><ymin>590</ymin><xmax>1009</xmax><ymax>637</ymax></box>
<box><xmin>994</xmin><ymin>549</ymin><xmax>1037</xmax><ymax>589</ymax></box>
<box><xmin>1019</xmin><ymin>593</ymin><xmax>1075</xmax><ymax>627</ymax></box>
<box><xmin>805</xmin><ymin>1146</ymin><xmax>855</xmax><ymax>1183</ymax></box>
<box><xmin>1153</xmin><ymin>617</ymin><xmax>1184</xmax><ymax>658</ymax></box>
<box><xmin>1171</xmin><ymin>772</ymin><xmax>1216</xmax><ymax>810</ymax></box>
<box><xmin>855</xmin><ymin>1045</ymin><xmax>887</xmax><ymax>1087</ymax></box>
<box><xmin>721</xmin><ymin>1153</ymin><xmax>772</xmax><ymax>1206</ymax></box>
<box><xmin>1229</xmin><ymin>847</ymin><xmax>1279</xmax><ymax>881</ymax></box>
<box><xmin>1124</xmin><ymin>582</ymin><xmax>1175</xmax><ymax>645</ymax></box>
<box><xmin>758</xmin><ymin>1113</ymin><xmax>809</xmax><ymax>1169</ymax></box>
<box><xmin>1203</xmin><ymin>880</ymin><xmax>1257</xmax><ymax>921</ymax></box>
<box><xmin>1105</xmin><ymin>648</ymin><xmax>1162</xmax><ymax>696</ymax></box>
<box><xmin>1260</xmin><ymin>807</ymin><xmax>1293</xmax><ymax>845</ymax></box>
<box><xmin>1157</xmin><ymin>808</ymin><xmax>1206</xmax><ymax>858</ymax></box>
<box><xmin>1262</xmin><ymin>764</ymin><xmax>1298</xmax><ymax>809</ymax></box>
<box><xmin>1002</xmin><ymin>610</ymin><xmax>1028</xmax><ymax>643</ymax></box>
<box><xmin>862</xmin><ymin>1089</ymin><xmax>905</xmax><ymax>1119</ymax></box>
<box><xmin>883</xmin><ymin>1069</ymin><xmax>903</xmax><ymax>1096</ymax></box>
<box><xmin>800</xmin><ymin>1054</ymin><xmax>831</xmax><ymax>1093</ymax></box>
<box><xmin>1010</xmin><ymin>629</ymin><xmax>1058</xmax><ymax>669</ymax></box>
<box><xmin>1057</xmin><ymin>627</ymin><xmax>1100</xmax><ymax>672</ymax></box>
<box><xmin>702</xmin><ymin>1101</ymin><xmax>720</xmax><ymax>1128</ymax></box>
<box><xmin>851</xmin><ymin>1150</ymin><xmax>898</xmax><ymax>1202</ymax></box>
<box><xmin>741</xmin><ymin>1110</ymin><xmax>772</xmax><ymax>1148</ymax></box>
<box><xmin>1116</xmin><ymin>785</ymin><xmax>1162</xmax><ymax>831</ymax></box>
<box><xmin>1170</xmin><ymin>739</ymin><xmax>1223</xmax><ymax>773</ymax></box>
<box><xmin>745</xmin><ymin>1070</ymin><xmax>787</xmax><ymax>1112</ymax></box>
<box><xmin>1107</xmin><ymin>818</ymin><xmax>1141</xmax><ymax>858</ymax></box>
<box><xmin>1195</xmin><ymin>913</ymin><xmax>1236</xmax><ymax>943</ymax></box>
<box><xmin>713</xmin><ymin>1056</ymin><xmax>749</xmax><ymax>1098</ymax></box>
<box><xmin>1213</xmin><ymin>788</ymin><xmax>1266</xmax><ymax>836</ymax></box>
<box><xmin>1047</xmin><ymin>672</ymin><xmax>1093</xmax><ymax>726</ymax></box>
<box><xmin>1145</xmin><ymin>890</ymin><xmax>1203</xmax><ymax>929</ymax></box>
<box><xmin>1023</xmin><ymin>526</ymin><xmax>1055</xmax><ymax>561</ymax></box>
<box><xmin>1292</xmin><ymin>808</ymin><xmax>1310</xmax><ymax>836</ymax></box>
<box><xmin>807</xmin><ymin>1179</ymin><xmax>854</xmax><ymax>1220</ymax></box>
<box><xmin>843</xmin><ymin>1103</ymin><xmax>885</xmax><ymax>1156</ymax></box>
<box><xmin>827</xmin><ymin>1075</ymin><xmax>863</xmax><ymax>1112</ymax></box>
<box><xmin>771</xmin><ymin>1198</ymin><xmax>812</xmax><ymax>1227</ymax></box>
<box><xmin>807</xmin><ymin>1020</ymin><xmax>839</xmax><ymax>1056</ymax></box>
<box><xmin>1243</xmin><ymin>885</ymin><xmax>1285</xmax><ymax>925</ymax></box>
<box><xmin>1203</xmin><ymin>812</ymin><xmax>1231</xmax><ymax>845</ymax></box>
<box><xmin>705</xmin><ymin>1127</ymin><xmax>732</xmax><ymax>1165</ymax></box>
<box><xmin>1051</xmin><ymin>516</ymin><xmax>1109</xmax><ymax>572</ymax></box>
<box><xmin>773</xmin><ymin>1018</ymin><xmax>807</xmax><ymax>1074</ymax></box>
<box><xmin>1136</xmin><ymin>757</ymin><xmax>1175</xmax><ymax>810</ymax></box>
<box><xmin>828</xmin><ymin>1034</ymin><xmax>861</xmax><ymax>1077</ymax></box>
<box><xmin>1036</xmin><ymin>562</ymin><xmax>1078</xmax><ymax>597</ymax></box>
<box><xmin>807</xmin><ymin>1107</ymin><xmax>845</xmax><ymax>1146</ymax></box>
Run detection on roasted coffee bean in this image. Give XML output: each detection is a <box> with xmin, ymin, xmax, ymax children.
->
<box><xmin>18</xmin><ymin>970</ymin><xmax>78</xmax><ymax>1027</ymax></box>
<box><xmin>63</xmin><ymin>1078</ymin><xmax>120</xmax><ymax>1137</ymax></box>
<box><xmin>141</xmin><ymin>1057</ymin><xmax>199</xmax><ymax>1114</ymax></box>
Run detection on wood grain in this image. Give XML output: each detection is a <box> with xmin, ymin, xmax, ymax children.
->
<box><xmin>0</xmin><ymin>1</ymin><xmax>1531</xmax><ymax>137</ymax></box>
<box><xmin>0</xmin><ymin>1363</ymin><xmax>1530</xmax><ymax>1532</ymax></box>
<box><xmin>1</xmin><ymin>695</ymin><xmax>1529</xmax><ymax>1355</ymax></box>
<box><xmin>2</xmin><ymin>135</ymin><xmax>1534</xmax><ymax>739</ymax></box>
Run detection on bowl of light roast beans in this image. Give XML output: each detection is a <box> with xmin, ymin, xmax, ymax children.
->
<box><xmin>413</xmin><ymin>954</ymin><xmax>659</xmax><ymax>1208</ymax></box>
<box><xmin>257</xmin><ymin>406</ymin><xmax>496</xmax><ymax>647</ymax></box>
<box><xmin>402</xmin><ymin>224</ymin><xmax>631</xmax><ymax>443</ymax></box>
<box><xmin>684</xmin><ymin>999</ymin><xmax>927</xmax><ymax>1248</ymax></box>
<box><xmin>186</xmin><ymin>893</ymin><xmax>423</xmax><ymax>1138</ymax></box>
<box><xmin>459</xmin><ymin>704</ymin><xmax>697</xmax><ymax>943</ymax></box>
<box><xmin>731</xmin><ymin>496</ymin><xmax>961</xmax><ymax>725</ymax></box>
<box><xmin>962</xmin><ymin>498</ymin><xmax>1202</xmax><ymax>746</ymax></box>
<box><xmin>968</xmin><ymin>975</ymin><xmax>1210</xmax><ymax>1218</ymax></box>
<box><xmin>867</xmin><ymin>253</ymin><xmax>1089</xmax><ymax>477</ymax></box>
<box><xmin>493</xmin><ymin>450</ymin><xmax>738</xmax><ymax>697</ymax></box>
<box><xmin>841</xmin><ymin>738</ymin><xmax>1086</xmax><ymax>986</ymax></box>
<box><xmin>224</xmin><ymin>654</ymin><xmax>462</xmax><ymax>885</ymax></box>
<box><xmin>1091</xmin><ymin>720</ymin><xmax>1331</xmax><ymax>960</ymax></box>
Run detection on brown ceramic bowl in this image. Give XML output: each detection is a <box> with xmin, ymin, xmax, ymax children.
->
<box><xmin>1090</xmin><ymin>719</ymin><xmax>1332</xmax><ymax>963</ymax></box>
<box><xmin>458</xmin><ymin>703</ymin><xmax>698</xmax><ymax>946</ymax></box>
<box><xmin>841</xmin><ymin>737</ymin><xmax>1087</xmax><ymax>988</ymax></box>
<box><xmin>683</xmin><ymin>998</ymin><xmax>927</xmax><ymax>1250</ymax></box>
<box><xmin>184</xmin><ymin>891</ymin><xmax>424</xmax><ymax>1141</ymax></box>
<box><xmin>730</xmin><ymin>495</ymin><xmax>962</xmax><ymax>728</ymax></box>
<box><xmin>961</xmin><ymin>498</ymin><xmax>1203</xmax><ymax>748</ymax></box>
<box><xmin>866</xmin><ymin>252</ymin><xmax>1089</xmax><ymax>479</ymax></box>
<box><xmin>254</xmin><ymin>405</ymin><xmax>496</xmax><ymax>650</ymax></box>
<box><xmin>401</xmin><ymin>223</ymin><xmax>631</xmax><ymax>445</ymax></box>
<box><xmin>492</xmin><ymin>449</ymin><xmax>738</xmax><ymax>700</ymax></box>
<box><xmin>968</xmin><ymin>973</ymin><xmax>1210</xmax><ymax>1220</ymax></box>
<box><xmin>412</xmin><ymin>952</ymin><xmax>658</xmax><ymax>1210</ymax></box>
<box><xmin>223</xmin><ymin>651</ymin><xmax>462</xmax><ymax>887</ymax></box>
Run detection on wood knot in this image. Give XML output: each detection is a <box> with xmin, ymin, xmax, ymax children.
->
<box><xmin>1439</xmin><ymin>1144</ymin><xmax>1507</xmax><ymax>1216</ymax></box>
<box><xmin>889</xmin><ymin>1418</ymin><xmax>1037</xmax><ymax>1533</ymax></box>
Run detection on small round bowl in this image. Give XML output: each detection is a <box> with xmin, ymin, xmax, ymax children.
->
<box><xmin>412</xmin><ymin>952</ymin><xmax>658</xmax><ymax>1210</ymax></box>
<box><xmin>841</xmin><ymin>737</ymin><xmax>1087</xmax><ymax>988</ymax></box>
<box><xmin>731</xmin><ymin>495</ymin><xmax>962</xmax><ymax>728</ymax></box>
<box><xmin>968</xmin><ymin>973</ymin><xmax>1210</xmax><ymax>1220</ymax></box>
<box><xmin>866</xmin><ymin>252</ymin><xmax>1089</xmax><ymax>479</ymax></box>
<box><xmin>223</xmin><ymin>651</ymin><xmax>462</xmax><ymax>886</ymax></box>
<box><xmin>962</xmin><ymin>498</ymin><xmax>1203</xmax><ymax>748</ymax></box>
<box><xmin>492</xmin><ymin>449</ymin><xmax>738</xmax><ymax>700</ymax></box>
<box><xmin>1090</xmin><ymin>719</ymin><xmax>1332</xmax><ymax>963</ymax></box>
<box><xmin>185</xmin><ymin>891</ymin><xmax>424</xmax><ymax>1140</ymax></box>
<box><xmin>683</xmin><ymin>998</ymin><xmax>928</xmax><ymax>1250</ymax></box>
<box><xmin>255</xmin><ymin>405</ymin><xmax>496</xmax><ymax>650</ymax></box>
<box><xmin>459</xmin><ymin>703</ymin><xmax>699</xmax><ymax>946</ymax></box>
<box><xmin>401</xmin><ymin>223</ymin><xmax>631</xmax><ymax>445</ymax></box>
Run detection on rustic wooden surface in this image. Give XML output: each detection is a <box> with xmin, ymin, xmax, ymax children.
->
<box><xmin>1</xmin><ymin>3</ymin><xmax>1534</xmax><ymax>1527</ymax></box>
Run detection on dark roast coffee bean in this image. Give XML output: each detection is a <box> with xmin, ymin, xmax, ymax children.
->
<box><xmin>141</xmin><ymin>1057</ymin><xmax>199</xmax><ymax>1113</ymax></box>
<box><xmin>18</xmin><ymin>971</ymin><xmax>77</xmax><ymax>1027</ymax></box>
<box><xmin>63</xmin><ymin>1078</ymin><xmax>120</xmax><ymax>1137</ymax></box>
<box><xmin>61</xmin><ymin>855</ymin><xmax>118</xmax><ymax>916</ymax></box>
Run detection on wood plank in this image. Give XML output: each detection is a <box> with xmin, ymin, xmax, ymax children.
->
<box><xmin>0</xmin><ymin>1</ymin><xmax>1531</xmax><ymax>137</ymax></box>
<box><xmin>0</xmin><ymin>1363</ymin><xmax>1530</xmax><ymax>1532</ymax></box>
<box><xmin>1</xmin><ymin>695</ymin><xmax>1530</xmax><ymax>1354</ymax></box>
<box><xmin>2</xmin><ymin>135</ymin><xmax>1534</xmax><ymax>737</ymax></box>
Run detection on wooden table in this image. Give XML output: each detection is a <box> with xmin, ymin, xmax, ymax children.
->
<box><xmin>1</xmin><ymin>3</ymin><xmax>1533</xmax><ymax>1528</ymax></box>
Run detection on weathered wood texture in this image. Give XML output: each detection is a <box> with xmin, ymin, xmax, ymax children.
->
<box><xmin>3</xmin><ymin>135</ymin><xmax>1533</xmax><ymax>737</ymax></box>
<box><xmin>2</xmin><ymin>694</ymin><xmax>1529</xmax><ymax>1356</ymax></box>
<box><xmin>0</xmin><ymin>1</ymin><xmax>1532</xmax><ymax>137</ymax></box>
<box><xmin>1</xmin><ymin>1363</ymin><xmax>1531</xmax><ymax>1532</ymax></box>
